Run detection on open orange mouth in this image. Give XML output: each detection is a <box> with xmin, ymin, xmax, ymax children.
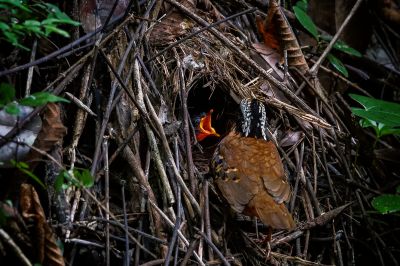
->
<box><xmin>196</xmin><ymin>109</ymin><xmax>220</xmax><ymax>141</ymax></box>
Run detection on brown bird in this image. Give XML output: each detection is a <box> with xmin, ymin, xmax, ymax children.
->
<box><xmin>199</xmin><ymin>98</ymin><xmax>295</xmax><ymax>230</ymax></box>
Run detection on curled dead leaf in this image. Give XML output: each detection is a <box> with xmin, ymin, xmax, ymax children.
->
<box><xmin>25</xmin><ymin>103</ymin><xmax>67</xmax><ymax>165</ymax></box>
<box><xmin>20</xmin><ymin>183</ymin><xmax>65</xmax><ymax>266</ymax></box>
<box><xmin>280</xmin><ymin>131</ymin><xmax>304</xmax><ymax>147</ymax></box>
<box><xmin>257</xmin><ymin>0</ymin><xmax>309</xmax><ymax>74</ymax></box>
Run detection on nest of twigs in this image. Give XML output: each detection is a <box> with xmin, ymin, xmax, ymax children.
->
<box><xmin>0</xmin><ymin>0</ymin><xmax>399</xmax><ymax>265</ymax></box>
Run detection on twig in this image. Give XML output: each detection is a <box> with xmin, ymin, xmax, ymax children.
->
<box><xmin>0</xmin><ymin>61</ymin><xmax>85</xmax><ymax>149</ymax></box>
<box><xmin>64</xmin><ymin>92</ymin><xmax>96</xmax><ymax>116</ymax></box>
<box><xmin>146</xmin><ymin>7</ymin><xmax>257</xmax><ymax>63</ymax></box>
<box><xmin>165</xmin><ymin>0</ymin><xmax>320</xmax><ymax>118</ymax></box>
<box><xmin>177</xmin><ymin>59</ymin><xmax>196</xmax><ymax>194</ymax></box>
<box><xmin>0</xmin><ymin>229</ymin><xmax>32</xmax><ymax>266</ymax></box>
<box><xmin>194</xmin><ymin>228</ymin><xmax>231</xmax><ymax>266</ymax></box>
<box><xmin>121</xmin><ymin>180</ymin><xmax>130</xmax><ymax>266</ymax></box>
<box><xmin>140</xmin><ymin>259</ymin><xmax>171</xmax><ymax>266</ymax></box>
<box><xmin>0</xmin><ymin>14</ymin><xmax>133</xmax><ymax>77</ymax></box>
<box><xmin>90</xmin><ymin>41</ymin><xmax>135</xmax><ymax>175</ymax></box>
<box><xmin>203</xmin><ymin>180</ymin><xmax>213</xmax><ymax>261</ymax></box>
<box><xmin>180</xmin><ymin>238</ymin><xmax>200</xmax><ymax>266</ymax></box>
<box><xmin>0</xmin><ymin>12</ymin><xmax>133</xmax><ymax>150</ymax></box>
<box><xmin>96</xmin><ymin>218</ymin><xmax>167</xmax><ymax>244</ymax></box>
<box><xmin>164</xmin><ymin>181</ymin><xmax>181</xmax><ymax>266</ymax></box>
<box><xmin>149</xmin><ymin>200</ymin><xmax>205</xmax><ymax>266</ymax></box>
<box><xmin>309</xmin><ymin>0</ymin><xmax>364</xmax><ymax>75</ymax></box>
<box><xmin>143</xmin><ymin>92</ymin><xmax>202</xmax><ymax>215</ymax></box>
<box><xmin>66</xmin><ymin>238</ymin><xmax>105</xmax><ymax>248</ymax></box>
<box><xmin>25</xmin><ymin>39</ymin><xmax>37</xmax><ymax>97</ymax></box>
<box><xmin>270</xmin><ymin>251</ymin><xmax>333</xmax><ymax>266</ymax></box>
<box><xmin>103</xmin><ymin>137</ymin><xmax>110</xmax><ymax>266</ymax></box>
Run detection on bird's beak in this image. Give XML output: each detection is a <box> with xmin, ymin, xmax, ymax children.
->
<box><xmin>196</xmin><ymin>109</ymin><xmax>220</xmax><ymax>141</ymax></box>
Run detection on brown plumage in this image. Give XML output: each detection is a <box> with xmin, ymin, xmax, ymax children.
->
<box><xmin>209</xmin><ymin>99</ymin><xmax>295</xmax><ymax>230</ymax></box>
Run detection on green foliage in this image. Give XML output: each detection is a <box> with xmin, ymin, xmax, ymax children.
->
<box><xmin>0</xmin><ymin>83</ymin><xmax>69</xmax><ymax>115</ymax></box>
<box><xmin>11</xmin><ymin>160</ymin><xmax>46</xmax><ymax>189</ymax></box>
<box><xmin>0</xmin><ymin>0</ymin><xmax>80</xmax><ymax>50</ymax></box>
<box><xmin>55</xmin><ymin>168</ymin><xmax>94</xmax><ymax>192</ymax></box>
<box><xmin>295</xmin><ymin>0</ymin><xmax>308</xmax><ymax>11</ymax></box>
<box><xmin>293</xmin><ymin>1</ymin><xmax>362</xmax><ymax>77</ymax></box>
<box><xmin>350</xmin><ymin>97</ymin><xmax>400</xmax><ymax>214</ymax></box>
<box><xmin>327</xmin><ymin>54</ymin><xmax>348</xmax><ymax>77</ymax></box>
<box><xmin>4</xmin><ymin>102</ymin><xmax>20</xmax><ymax>115</ymax></box>
<box><xmin>320</xmin><ymin>35</ymin><xmax>362</xmax><ymax>57</ymax></box>
<box><xmin>372</xmin><ymin>194</ymin><xmax>400</xmax><ymax>214</ymax></box>
<box><xmin>293</xmin><ymin>5</ymin><xmax>318</xmax><ymax>40</ymax></box>
<box><xmin>350</xmin><ymin>94</ymin><xmax>400</xmax><ymax>139</ymax></box>
<box><xmin>0</xmin><ymin>83</ymin><xmax>15</xmax><ymax>106</ymax></box>
<box><xmin>350</xmin><ymin>94</ymin><xmax>400</xmax><ymax>127</ymax></box>
<box><xmin>19</xmin><ymin>91</ymin><xmax>69</xmax><ymax>107</ymax></box>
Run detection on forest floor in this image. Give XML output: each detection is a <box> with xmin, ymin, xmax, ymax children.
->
<box><xmin>0</xmin><ymin>0</ymin><xmax>400</xmax><ymax>265</ymax></box>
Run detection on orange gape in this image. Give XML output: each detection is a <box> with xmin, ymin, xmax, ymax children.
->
<box><xmin>211</xmin><ymin>131</ymin><xmax>295</xmax><ymax>230</ymax></box>
<box><xmin>195</xmin><ymin>109</ymin><xmax>220</xmax><ymax>141</ymax></box>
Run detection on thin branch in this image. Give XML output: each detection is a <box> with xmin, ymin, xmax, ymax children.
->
<box><xmin>309</xmin><ymin>0</ymin><xmax>364</xmax><ymax>75</ymax></box>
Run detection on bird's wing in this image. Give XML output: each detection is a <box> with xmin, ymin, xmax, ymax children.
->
<box><xmin>213</xmin><ymin>133</ymin><xmax>291</xmax><ymax>208</ymax></box>
<box><xmin>251</xmin><ymin>138</ymin><xmax>291</xmax><ymax>204</ymax></box>
<box><xmin>212</xmin><ymin>133</ymin><xmax>260</xmax><ymax>213</ymax></box>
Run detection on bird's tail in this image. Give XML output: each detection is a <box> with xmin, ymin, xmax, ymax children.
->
<box><xmin>245</xmin><ymin>190</ymin><xmax>295</xmax><ymax>230</ymax></box>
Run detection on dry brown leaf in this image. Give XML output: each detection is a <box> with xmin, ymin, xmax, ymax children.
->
<box><xmin>25</xmin><ymin>103</ymin><xmax>67</xmax><ymax>164</ymax></box>
<box><xmin>252</xmin><ymin>43</ymin><xmax>284</xmax><ymax>80</ymax></box>
<box><xmin>257</xmin><ymin>0</ymin><xmax>309</xmax><ymax>74</ymax></box>
<box><xmin>149</xmin><ymin>0</ymin><xmax>196</xmax><ymax>45</ymax></box>
<box><xmin>79</xmin><ymin>0</ymin><xmax>129</xmax><ymax>33</ymax></box>
<box><xmin>256</xmin><ymin>14</ymin><xmax>280</xmax><ymax>50</ymax></box>
<box><xmin>150</xmin><ymin>0</ymin><xmax>225</xmax><ymax>45</ymax></box>
<box><xmin>20</xmin><ymin>183</ymin><xmax>65</xmax><ymax>266</ymax></box>
<box><xmin>149</xmin><ymin>12</ymin><xmax>193</xmax><ymax>45</ymax></box>
<box><xmin>299</xmin><ymin>203</ymin><xmax>351</xmax><ymax>230</ymax></box>
<box><xmin>280</xmin><ymin>131</ymin><xmax>304</xmax><ymax>147</ymax></box>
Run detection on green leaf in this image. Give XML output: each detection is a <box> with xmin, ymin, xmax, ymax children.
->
<box><xmin>333</xmin><ymin>43</ymin><xmax>362</xmax><ymax>57</ymax></box>
<box><xmin>350</xmin><ymin>94</ymin><xmax>400</xmax><ymax>127</ymax></box>
<box><xmin>295</xmin><ymin>0</ymin><xmax>308</xmax><ymax>11</ymax></box>
<box><xmin>372</xmin><ymin>194</ymin><xmax>400</xmax><ymax>214</ymax></box>
<box><xmin>359</xmin><ymin>118</ymin><xmax>380</xmax><ymax>137</ymax></box>
<box><xmin>359</xmin><ymin>118</ymin><xmax>376</xmax><ymax>128</ymax></box>
<box><xmin>327</xmin><ymin>54</ymin><xmax>348</xmax><ymax>77</ymax></box>
<box><xmin>3</xmin><ymin>30</ymin><xmax>18</xmax><ymax>44</ymax></box>
<box><xmin>5</xmin><ymin>102</ymin><xmax>21</xmax><ymax>115</ymax></box>
<box><xmin>43</xmin><ymin>3</ymin><xmax>80</xmax><ymax>26</ymax></box>
<box><xmin>0</xmin><ymin>0</ymin><xmax>31</xmax><ymax>12</ymax></box>
<box><xmin>43</xmin><ymin>24</ymin><xmax>70</xmax><ymax>38</ymax></box>
<box><xmin>396</xmin><ymin>185</ymin><xmax>400</xmax><ymax>194</ymax></box>
<box><xmin>76</xmin><ymin>169</ymin><xmax>94</xmax><ymax>188</ymax></box>
<box><xmin>54</xmin><ymin>171</ymin><xmax>67</xmax><ymax>192</ymax></box>
<box><xmin>378</xmin><ymin>126</ymin><xmax>400</xmax><ymax>137</ymax></box>
<box><xmin>320</xmin><ymin>35</ymin><xmax>362</xmax><ymax>57</ymax></box>
<box><xmin>23</xmin><ymin>20</ymin><xmax>44</xmax><ymax>36</ymax></box>
<box><xmin>293</xmin><ymin>6</ymin><xmax>318</xmax><ymax>40</ymax></box>
<box><xmin>19</xmin><ymin>91</ymin><xmax>69</xmax><ymax>107</ymax></box>
<box><xmin>0</xmin><ymin>83</ymin><xmax>15</xmax><ymax>106</ymax></box>
<box><xmin>0</xmin><ymin>22</ymin><xmax>10</xmax><ymax>31</ymax></box>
